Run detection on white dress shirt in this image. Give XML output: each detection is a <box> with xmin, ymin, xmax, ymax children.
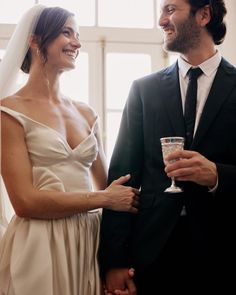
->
<box><xmin>178</xmin><ymin>51</ymin><xmax>222</xmax><ymax>135</ymax></box>
<box><xmin>177</xmin><ymin>51</ymin><xmax>221</xmax><ymax>209</ymax></box>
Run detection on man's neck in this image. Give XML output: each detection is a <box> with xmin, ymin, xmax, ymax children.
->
<box><xmin>180</xmin><ymin>38</ymin><xmax>216</xmax><ymax>66</ymax></box>
<box><xmin>181</xmin><ymin>51</ymin><xmax>217</xmax><ymax>66</ymax></box>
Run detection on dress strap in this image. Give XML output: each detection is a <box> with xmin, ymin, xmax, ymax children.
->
<box><xmin>91</xmin><ymin>116</ymin><xmax>99</xmax><ymax>135</ymax></box>
<box><xmin>0</xmin><ymin>106</ymin><xmax>27</xmax><ymax>129</ymax></box>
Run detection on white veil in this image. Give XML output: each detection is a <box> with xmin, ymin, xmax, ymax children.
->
<box><xmin>0</xmin><ymin>4</ymin><xmax>46</xmax><ymax>239</ymax></box>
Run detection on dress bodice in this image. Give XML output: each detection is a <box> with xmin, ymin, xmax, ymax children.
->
<box><xmin>0</xmin><ymin>106</ymin><xmax>99</xmax><ymax>192</ymax></box>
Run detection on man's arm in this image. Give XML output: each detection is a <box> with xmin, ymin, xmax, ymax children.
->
<box><xmin>99</xmin><ymin>80</ymin><xmax>144</xmax><ymax>291</ymax></box>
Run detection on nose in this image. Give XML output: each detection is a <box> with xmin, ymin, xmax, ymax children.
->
<box><xmin>71</xmin><ymin>37</ymin><xmax>81</xmax><ymax>49</ymax></box>
<box><xmin>158</xmin><ymin>12</ymin><xmax>169</xmax><ymax>28</ymax></box>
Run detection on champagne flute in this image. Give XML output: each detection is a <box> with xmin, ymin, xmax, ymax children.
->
<box><xmin>160</xmin><ymin>136</ymin><xmax>185</xmax><ymax>193</ymax></box>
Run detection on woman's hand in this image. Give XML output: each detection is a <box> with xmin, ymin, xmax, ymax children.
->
<box><xmin>104</xmin><ymin>175</ymin><xmax>140</xmax><ymax>213</ymax></box>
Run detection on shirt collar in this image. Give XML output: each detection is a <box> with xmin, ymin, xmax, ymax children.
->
<box><xmin>178</xmin><ymin>51</ymin><xmax>222</xmax><ymax>78</ymax></box>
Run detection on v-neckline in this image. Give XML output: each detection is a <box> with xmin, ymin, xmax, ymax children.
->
<box><xmin>0</xmin><ymin>106</ymin><xmax>97</xmax><ymax>151</ymax></box>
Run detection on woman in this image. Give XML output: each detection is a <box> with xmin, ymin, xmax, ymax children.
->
<box><xmin>0</xmin><ymin>5</ymin><xmax>139</xmax><ymax>295</ymax></box>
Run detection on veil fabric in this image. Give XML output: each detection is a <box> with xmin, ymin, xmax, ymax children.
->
<box><xmin>0</xmin><ymin>4</ymin><xmax>46</xmax><ymax>239</ymax></box>
<box><xmin>0</xmin><ymin>4</ymin><xmax>46</xmax><ymax>98</ymax></box>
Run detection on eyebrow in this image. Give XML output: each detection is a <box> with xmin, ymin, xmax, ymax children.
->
<box><xmin>163</xmin><ymin>4</ymin><xmax>177</xmax><ymax>10</ymax></box>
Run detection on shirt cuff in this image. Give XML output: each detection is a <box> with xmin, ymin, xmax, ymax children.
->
<box><xmin>208</xmin><ymin>176</ymin><xmax>218</xmax><ymax>193</ymax></box>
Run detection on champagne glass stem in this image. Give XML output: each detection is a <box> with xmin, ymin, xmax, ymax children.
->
<box><xmin>170</xmin><ymin>177</ymin><xmax>177</xmax><ymax>189</ymax></box>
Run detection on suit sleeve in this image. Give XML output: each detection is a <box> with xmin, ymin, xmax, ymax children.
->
<box><xmin>99</xmin><ymin>80</ymin><xmax>144</xmax><ymax>276</ymax></box>
<box><xmin>215</xmin><ymin>163</ymin><xmax>236</xmax><ymax>194</ymax></box>
<box><xmin>215</xmin><ymin>79</ymin><xmax>236</xmax><ymax>195</ymax></box>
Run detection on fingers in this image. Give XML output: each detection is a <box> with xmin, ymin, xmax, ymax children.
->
<box><xmin>114</xmin><ymin>289</ymin><xmax>129</xmax><ymax>295</ymax></box>
<box><xmin>111</xmin><ymin>175</ymin><xmax>140</xmax><ymax>198</ymax></box>
<box><xmin>126</xmin><ymin>189</ymin><xmax>139</xmax><ymax>213</ymax></box>
<box><xmin>128</xmin><ymin>268</ymin><xmax>135</xmax><ymax>277</ymax></box>
<box><xmin>129</xmin><ymin>207</ymin><xmax>138</xmax><ymax>214</ymax></box>
<box><xmin>131</xmin><ymin>193</ymin><xmax>139</xmax><ymax>212</ymax></box>
<box><xmin>104</xmin><ymin>268</ymin><xmax>137</xmax><ymax>295</ymax></box>
<box><xmin>164</xmin><ymin>151</ymin><xmax>217</xmax><ymax>186</ymax></box>
<box><xmin>165</xmin><ymin>149</ymin><xmax>196</xmax><ymax>162</ymax></box>
<box><xmin>112</xmin><ymin>174</ymin><xmax>131</xmax><ymax>185</ymax></box>
<box><xmin>107</xmin><ymin>174</ymin><xmax>140</xmax><ymax>213</ymax></box>
<box><xmin>131</xmin><ymin>196</ymin><xmax>139</xmax><ymax>208</ymax></box>
<box><xmin>105</xmin><ymin>289</ymin><xmax>130</xmax><ymax>295</ymax></box>
<box><xmin>126</xmin><ymin>279</ymin><xmax>137</xmax><ymax>295</ymax></box>
<box><xmin>165</xmin><ymin>152</ymin><xmax>198</xmax><ymax>173</ymax></box>
<box><xmin>131</xmin><ymin>190</ymin><xmax>140</xmax><ymax>207</ymax></box>
<box><xmin>133</xmin><ymin>188</ymin><xmax>140</xmax><ymax>195</ymax></box>
<box><xmin>112</xmin><ymin>277</ymin><xmax>137</xmax><ymax>295</ymax></box>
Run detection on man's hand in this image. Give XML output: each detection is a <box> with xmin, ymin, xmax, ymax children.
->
<box><xmin>104</xmin><ymin>268</ymin><xmax>137</xmax><ymax>295</ymax></box>
<box><xmin>164</xmin><ymin>150</ymin><xmax>217</xmax><ymax>188</ymax></box>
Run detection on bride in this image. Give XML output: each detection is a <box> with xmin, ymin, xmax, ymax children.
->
<box><xmin>0</xmin><ymin>5</ymin><xmax>138</xmax><ymax>295</ymax></box>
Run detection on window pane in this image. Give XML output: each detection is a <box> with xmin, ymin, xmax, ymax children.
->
<box><xmin>39</xmin><ymin>0</ymin><xmax>95</xmax><ymax>26</ymax></box>
<box><xmin>0</xmin><ymin>0</ymin><xmax>35</xmax><ymax>23</ymax></box>
<box><xmin>106</xmin><ymin>52</ymin><xmax>151</xmax><ymax>162</ymax></box>
<box><xmin>98</xmin><ymin>0</ymin><xmax>154</xmax><ymax>28</ymax></box>
<box><xmin>156</xmin><ymin>0</ymin><xmax>161</xmax><ymax>26</ymax></box>
<box><xmin>168</xmin><ymin>53</ymin><xmax>179</xmax><ymax>66</ymax></box>
<box><xmin>60</xmin><ymin>52</ymin><xmax>89</xmax><ymax>103</ymax></box>
<box><xmin>0</xmin><ymin>51</ymin><xmax>88</xmax><ymax>102</ymax></box>
<box><xmin>0</xmin><ymin>49</ymin><xmax>28</xmax><ymax>92</ymax></box>
<box><xmin>0</xmin><ymin>49</ymin><xmax>5</xmax><ymax>59</ymax></box>
<box><xmin>106</xmin><ymin>112</ymin><xmax>122</xmax><ymax>163</ymax></box>
<box><xmin>106</xmin><ymin>53</ymin><xmax>151</xmax><ymax>109</ymax></box>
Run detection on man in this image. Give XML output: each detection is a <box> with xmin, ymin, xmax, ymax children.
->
<box><xmin>99</xmin><ymin>0</ymin><xmax>236</xmax><ymax>293</ymax></box>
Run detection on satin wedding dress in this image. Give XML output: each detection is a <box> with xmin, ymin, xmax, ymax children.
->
<box><xmin>0</xmin><ymin>106</ymin><xmax>103</xmax><ymax>295</ymax></box>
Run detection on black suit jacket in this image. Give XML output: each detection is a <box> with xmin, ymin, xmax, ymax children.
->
<box><xmin>99</xmin><ymin>59</ymin><xmax>236</xmax><ymax>275</ymax></box>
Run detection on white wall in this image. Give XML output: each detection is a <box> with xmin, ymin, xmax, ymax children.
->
<box><xmin>221</xmin><ymin>0</ymin><xmax>236</xmax><ymax>65</ymax></box>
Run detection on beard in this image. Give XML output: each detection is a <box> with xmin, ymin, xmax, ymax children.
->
<box><xmin>163</xmin><ymin>14</ymin><xmax>201</xmax><ymax>54</ymax></box>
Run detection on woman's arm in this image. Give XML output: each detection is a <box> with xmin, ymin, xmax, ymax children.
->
<box><xmin>1</xmin><ymin>112</ymin><xmax>139</xmax><ymax>219</ymax></box>
<box><xmin>90</xmin><ymin>121</ymin><xmax>108</xmax><ymax>190</ymax></box>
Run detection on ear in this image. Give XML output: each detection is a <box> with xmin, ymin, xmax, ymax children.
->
<box><xmin>29</xmin><ymin>35</ymin><xmax>39</xmax><ymax>50</ymax></box>
<box><xmin>197</xmin><ymin>5</ymin><xmax>211</xmax><ymax>27</ymax></box>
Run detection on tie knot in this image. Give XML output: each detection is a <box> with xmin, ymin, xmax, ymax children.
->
<box><xmin>188</xmin><ymin>67</ymin><xmax>203</xmax><ymax>80</ymax></box>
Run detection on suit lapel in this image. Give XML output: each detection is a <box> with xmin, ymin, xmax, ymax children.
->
<box><xmin>161</xmin><ymin>62</ymin><xmax>185</xmax><ymax>136</ymax></box>
<box><xmin>193</xmin><ymin>59</ymin><xmax>236</xmax><ymax>148</ymax></box>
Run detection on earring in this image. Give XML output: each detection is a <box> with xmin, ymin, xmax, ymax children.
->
<box><xmin>36</xmin><ymin>48</ymin><xmax>40</xmax><ymax>56</ymax></box>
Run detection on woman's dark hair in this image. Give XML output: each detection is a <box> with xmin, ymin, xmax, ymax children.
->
<box><xmin>21</xmin><ymin>7</ymin><xmax>74</xmax><ymax>73</ymax></box>
<box><xmin>189</xmin><ymin>0</ymin><xmax>227</xmax><ymax>45</ymax></box>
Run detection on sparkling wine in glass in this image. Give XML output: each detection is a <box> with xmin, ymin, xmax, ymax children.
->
<box><xmin>160</xmin><ymin>136</ymin><xmax>185</xmax><ymax>193</ymax></box>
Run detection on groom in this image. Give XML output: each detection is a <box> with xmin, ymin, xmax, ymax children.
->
<box><xmin>100</xmin><ymin>0</ymin><xmax>236</xmax><ymax>293</ymax></box>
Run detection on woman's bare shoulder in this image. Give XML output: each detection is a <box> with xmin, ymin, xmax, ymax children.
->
<box><xmin>1</xmin><ymin>95</ymin><xmax>18</xmax><ymax>105</ymax></box>
<box><xmin>1</xmin><ymin>94</ymin><xmax>24</xmax><ymax>110</ymax></box>
<box><xmin>72</xmin><ymin>101</ymin><xmax>97</xmax><ymax>127</ymax></box>
<box><xmin>0</xmin><ymin>95</ymin><xmax>26</xmax><ymax>130</ymax></box>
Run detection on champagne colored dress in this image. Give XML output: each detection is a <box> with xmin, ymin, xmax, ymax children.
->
<box><xmin>0</xmin><ymin>106</ymin><xmax>103</xmax><ymax>295</ymax></box>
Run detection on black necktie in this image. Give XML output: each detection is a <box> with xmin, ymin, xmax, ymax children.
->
<box><xmin>184</xmin><ymin>67</ymin><xmax>203</xmax><ymax>148</ymax></box>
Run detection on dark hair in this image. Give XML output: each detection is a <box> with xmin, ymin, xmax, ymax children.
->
<box><xmin>189</xmin><ymin>0</ymin><xmax>227</xmax><ymax>45</ymax></box>
<box><xmin>21</xmin><ymin>7</ymin><xmax>74</xmax><ymax>73</ymax></box>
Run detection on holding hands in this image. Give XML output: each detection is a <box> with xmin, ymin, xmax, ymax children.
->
<box><xmin>104</xmin><ymin>268</ymin><xmax>137</xmax><ymax>295</ymax></box>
